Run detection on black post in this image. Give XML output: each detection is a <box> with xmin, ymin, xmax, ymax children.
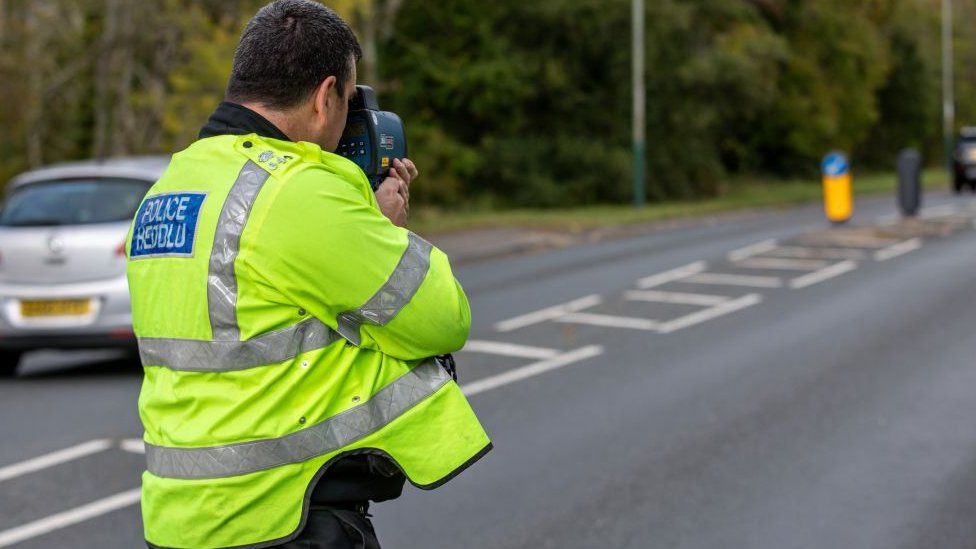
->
<box><xmin>897</xmin><ymin>148</ymin><xmax>923</xmax><ymax>218</ymax></box>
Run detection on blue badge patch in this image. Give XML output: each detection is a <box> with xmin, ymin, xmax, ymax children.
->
<box><xmin>130</xmin><ymin>192</ymin><xmax>206</xmax><ymax>258</ymax></box>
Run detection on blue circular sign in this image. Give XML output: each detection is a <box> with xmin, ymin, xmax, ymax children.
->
<box><xmin>821</xmin><ymin>152</ymin><xmax>850</xmax><ymax>177</ymax></box>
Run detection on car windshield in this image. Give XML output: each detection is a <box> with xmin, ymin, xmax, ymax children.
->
<box><xmin>0</xmin><ymin>178</ymin><xmax>151</xmax><ymax>227</ymax></box>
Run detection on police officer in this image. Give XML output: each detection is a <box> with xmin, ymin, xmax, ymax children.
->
<box><xmin>126</xmin><ymin>1</ymin><xmax>492</xmax><ymax>547</ymax></box>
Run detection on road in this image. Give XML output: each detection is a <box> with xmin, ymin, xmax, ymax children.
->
<box><xmin>2</xmin><ymin>193</ymin><xmax>976</xmax><ymax>548</ymax></box>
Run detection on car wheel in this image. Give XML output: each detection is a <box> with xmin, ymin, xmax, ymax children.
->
<box><xmin>953</xmin><ymin>176</ymin><xmax>965</xmax><ymax>194</ymax></box>
<box><xmin>0</xmin><ymin>350</ymin><xmax>23</xmax><ymax>377</ymax></box>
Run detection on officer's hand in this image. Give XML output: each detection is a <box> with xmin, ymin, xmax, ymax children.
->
<box><xmin>389</xmin><ymin>158</ymin><xmax>418</xmax><ymax>206</ymax></box>
<box><xmin>394</xmin><ymin>158</ymin><xmax>419</xmax><ymax>187</ymax></box>
<box><xmin>376</xmin><ymin>171</ymin><xmax>408</xmax><ymax>228</ymax></box>
<box><xmin>376</xmin><ymin>158</ymin><xmax>418</xmax><ymax>228</ymax></box>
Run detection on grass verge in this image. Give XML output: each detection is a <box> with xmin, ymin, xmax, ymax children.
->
<box><xmin>411</xmin><ymin>169</ymin><xmax>948</xmax><ymax>235</ymax></box>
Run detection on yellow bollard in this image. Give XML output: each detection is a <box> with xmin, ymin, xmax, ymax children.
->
<box><xmin>821</xmin><ymin>152</ymin><xmax>853</xmax><ymax>224</ymax></box>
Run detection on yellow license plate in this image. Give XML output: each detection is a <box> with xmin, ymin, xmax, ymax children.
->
<box><xmin>20</xmin><ymin>299</ymin><xmax>92</xmax><ymax>317</ymax></box>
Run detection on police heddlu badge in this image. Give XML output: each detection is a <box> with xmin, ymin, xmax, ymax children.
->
<box><xmin>130</xmin><ymin>192</ymin><xmax>207</xmax><ymax>259</ymax></box>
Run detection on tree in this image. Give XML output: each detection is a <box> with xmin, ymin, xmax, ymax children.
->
<box><xmin>330</xmin><ymin>0</ymin><xmax>404</xmax><ymax>87</ymax></box>
<box><xmin>0</xmin><ymin>0</ymin><xmax>967</xmax><ymax>207</ymax></box>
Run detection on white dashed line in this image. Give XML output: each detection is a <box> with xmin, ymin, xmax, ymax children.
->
<box><xmin>765</xmin><ymin>246</ymin><xmax>868</xmax><ymax>260</ymax></box>
<box><xmin>874</xmin><ymin>238</ymin><xmax>922</xmax><ymax>262</ymax></box>
<box><xmin>921</xmin><ymin>204</ymin><xmax>959</xmax><ymax>219</ymax></box>
<box><xmin>0</xmin><ymin>488</ymin><xmax>142</xmax><ymax>548</ymax></box>
<box><xmin>494</xmin><ymin>294</ymin><xmax>602</xmax><ymax>332</ymax></box>
<box><xmin>0</xmin><ymin>439</ymin><xmax>112</xmax><ymax>483</ymax></box>
<box><xmin>556</xmin><ymin>312</ymin><xmax>661</xmax><ymax>331</ymax></box>
<box><xmin>118</xmin><ymin>439</ymin><xmax>145</xmax><ymax>455</ymax></box>
<box><xmin>624</xmin><ymin>290</ymin><xmax>730</xmax><ymax>307</ymax></box>
<box><xmin>736</xmin><ymin>257</ymin><xmax>830</xmax><ymax>271</ymax></box>
<box><xmin>727</xmin><ymin>239</ymin><xmax>778</xmax><ymax>261</ymax></box>
<box><xmin>462</xmin><ymin>340</ymin><xmax>561</xmax><ymax>360</ymax></box>
<box><xmin>789</xmin><ymin>260</ymin><xmax>858</xmax><ymax>289</ymax></box>
<box><xmin>657</xmin><ymin>293</ymin><xmax>763</xmax><ymax>334</ymax></box>
<box><xmin>797</xmin><ymin>234</ymin><xmax>899</xmax><ymax>248</ymax></box>
<box><xmin>462</xmin><ymin>345</ymin><xmax>605</xmax><ymax>397</ymax></box>
<box><xmin>636</xmin><ymin>261</ymin><xmax>706</xmax><ymax>289</ymax></box>
<box><xmin>874</xmin><ymin>213</ymin><xmax>899</xmax><ymax>225</ymax></box>
<box><xmin>683</xmin><ymin>272</ymin><xmax>784</xmax><ymax>288</ymax></box>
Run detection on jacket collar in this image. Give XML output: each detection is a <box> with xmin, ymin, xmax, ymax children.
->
<box><xmin>198</xmin><ymin>102</ymin><xmax>291</xmax><ymax>142</ymax></box>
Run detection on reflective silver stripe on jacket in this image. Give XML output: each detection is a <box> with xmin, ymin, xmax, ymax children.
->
<box><xmin>138</xmin><ymin>318</ymin><xmax>339</xmax><ymax>372</ymax></box>
<box><xmin>336</xmin><ymin>232</ymin><xmax>433</xmax><ymax>345</ymax></box>
<box><xmin>208</xmin><ymin>160</ymin><xmax>270</xmax><ymax>340</ymax></box>
<box><xmin>145</xmin><ymin>359</ymin><xmax>451</xmax><ymax>479</ymax></box>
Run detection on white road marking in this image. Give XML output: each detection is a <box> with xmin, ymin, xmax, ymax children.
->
<box><xmin>462</xmin><ymin>345</ymin><xmax>605</xmax><ymax>397</ymax></box>
<box><xmin>789</xmin><ymin>260</ymin><xmax>858</xmax><ymax>289</ymax></box>
<box><xmin>875</xmin><ymin>215</ymin><xmax>898</xmax><ymax>226</ymax></box>
<box><xmin>462</xmin><ymin>340</ymin><xmax>561</xmax><ymax>360</ymax></box>
<box><xmin>727</xmin><ymin>239</ymin><xmax>778</xmax><ymax>261</ymax></box>
<box><xmin>0</xmin><ymin>439</ymin><xmax>112</xmax><ymax>483</ymax></box>
<box><xmin>624</xmin><ymin>290</ymin><xmax>729</xmax><ymax>307</ymax></box>
<box><xmin>765</xmin><ymin>246</ymin><xmax>867</xmax><ymax>260</ymax></box>
<box><xmin>797</xmin><ymin>234</ymin><xmax>899</xmax><ymax>248</ymax></box>
<box><xmin>683</xmin><ymin>272</ymin><xmax>784</xmax><ymax>288</ymax></box>
<box><xmin>874</xmin><ymin>238</ymin><xmax>922</xmax><ymax>262</ymax></box>
<box><xmin>736</xmin><ymin>257</ymin><xmax>830</xmax><ymax>271</ymax></box>
<box><xmin>118</xmin><ymin>439</ymin><xmax>145</xmax><ymax>454</ymax></box>
<box><xmin>657</xmin><ymin>293</ymin><xmax>763</xmax><ymax>334</ymax></box>
<box><xmin>494</xmin><ymin>294</ymin><xmax>602</xmax><ymax>332</ymax></box>
<box><xmin>0</xmin><ymin>488</ymin><xmax>141</xmax><ymax>547</ymax></box>
<box><xmin>636</xmin><ymin>261</ymin><xmax>706</xmax><ymax>289</ymax></box>
<box><xmin>556</xmin><ymin>312</ymin><xmax>661</xmax><ymax>331</ymax></box>
<box><xmin>921</xmin><ymin>204</ymin><xmax>959</xmax><ymax>219</ymax></box>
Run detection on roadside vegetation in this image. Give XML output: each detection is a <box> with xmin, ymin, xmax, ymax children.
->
<box><xmin>0</xmin><ymin>1</ymin><xmax>971</xmax><ymax>212</ymax></box>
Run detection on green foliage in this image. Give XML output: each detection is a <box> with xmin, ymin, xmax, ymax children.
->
<box><xmin>0</xmin><ymin>0</ymin><xmax>964</xmax><ymax>208</ymax></box>
<box><xmin>162</xmin><ymin>3</ymin><xmax>251</xmax><ymax>150</ymax></box>
<box><xmin>383</xmin><ymin>0</ymin><xmax>943</xmax><ymax>206</ymax></box>
<box><xmin>858</xmin><ymin>0</ymin><xmax>940</xmax><ymax>165</ymax></box>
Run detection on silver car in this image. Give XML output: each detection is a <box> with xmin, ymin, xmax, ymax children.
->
<box><xmin>0</xmin><ymin>156</ymin><xmax>167</xmax><ymax>376</ymax></box>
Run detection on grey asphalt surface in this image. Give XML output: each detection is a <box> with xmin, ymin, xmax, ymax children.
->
<box><xmin>2</xmin><ymin>192</ymin><xmax>976</xmax><ymax>548</ymax></box>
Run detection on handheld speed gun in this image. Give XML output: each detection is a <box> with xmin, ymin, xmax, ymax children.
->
<box><xmin>336</xmin><ymin>85</ymin><xmax>407</xmax><ymax>190</ymax></box>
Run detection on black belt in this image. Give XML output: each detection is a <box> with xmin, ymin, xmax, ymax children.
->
<box><xmin>311</xmin><ymin>501</ymin><xmax>370</xmax><ymax>516</ymax></box>
<box><xmin>435</xmin><ymin>354</ymin><xmax>457</xmax><ymax>381</ymax></box>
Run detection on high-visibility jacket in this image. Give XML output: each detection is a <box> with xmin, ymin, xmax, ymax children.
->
<box><xmin>126</xmin><ymin>133</ymin><xmax>491</xmax><ymax>549</ymax></box>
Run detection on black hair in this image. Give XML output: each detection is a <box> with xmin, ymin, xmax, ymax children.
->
<box><xmin>226</xmin><ymin>0</ymin><xmax>362</xmax><ymax>109</ymax></box>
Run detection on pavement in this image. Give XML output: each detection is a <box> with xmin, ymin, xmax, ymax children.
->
<box><xmin>3</xmin><ymin>192</ymin><xmax>976</xmax><ymax>548</ymax></box>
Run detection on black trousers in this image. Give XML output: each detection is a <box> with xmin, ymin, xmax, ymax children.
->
<box><xmin>268</xmin><ymin>505</ymin><xmax>381</xmax><ymax>549</ymax></box>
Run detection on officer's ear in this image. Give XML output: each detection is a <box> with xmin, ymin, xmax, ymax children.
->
<box><xmin>311</xmin><ymin>75</ymin><xmax>338</xmax><ymax>126</ymax></box>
